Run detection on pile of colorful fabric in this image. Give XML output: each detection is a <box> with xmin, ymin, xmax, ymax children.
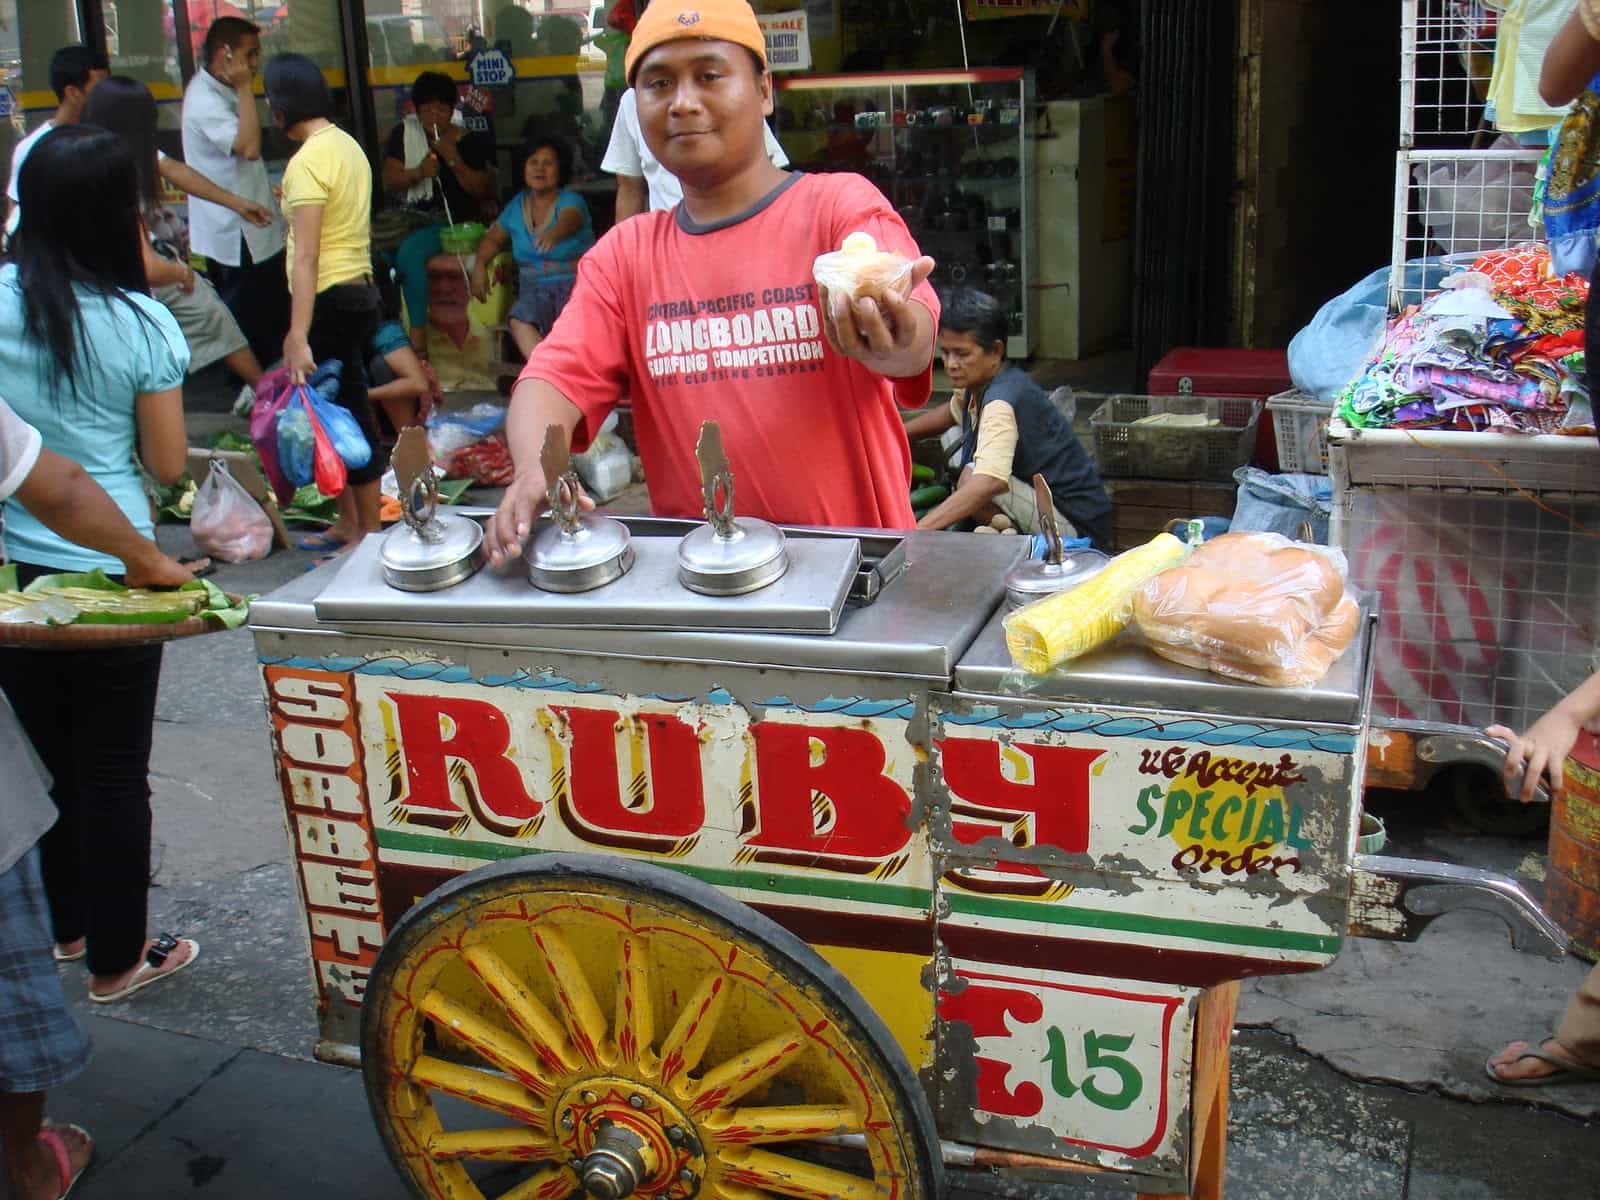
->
<box><xmin>1337</xmin><ymin>244</ymin><xmax>1592</xmax><ymax>433</ymax></box>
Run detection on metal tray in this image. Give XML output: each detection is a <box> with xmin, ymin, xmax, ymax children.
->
<box><xmin>312</xmin><ymin>516</ymin><xmax>861</xmax><ymax>634</ymax></box>
<box><xmin>613</xmin><ymin>517</ymin><xmax>907</xmax><ymax>606</ymax></box>
<box><xmin>953</xmin><ymin>602</ymin><xmax>1375</xmax><ymax>727</ymax></box>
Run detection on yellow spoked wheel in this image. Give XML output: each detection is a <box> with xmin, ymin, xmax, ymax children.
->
<box><xmin>362</xmin><ymin>855</ymin><xmax>942</xmax><ymax>1200</ymax></box>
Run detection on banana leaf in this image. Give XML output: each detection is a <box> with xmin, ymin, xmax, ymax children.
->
<box><xmin>18</xmin><ymin>568</ymin><xmax>253</xmax><ymax>629</ymax></box>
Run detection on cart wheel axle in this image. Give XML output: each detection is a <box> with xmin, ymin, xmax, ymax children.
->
<box><xmin>581</xmin><ymin>1120</ymin><xmax>657</xmax><ymax>1199</ymax></box>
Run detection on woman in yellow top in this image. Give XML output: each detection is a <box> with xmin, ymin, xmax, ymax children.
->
<box><xmin>265</xmin><ymin>53</ymin><xmax>383</xmax><ymax>556</ymax></box>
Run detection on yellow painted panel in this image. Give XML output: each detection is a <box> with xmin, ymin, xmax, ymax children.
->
<box><xmin>812</xmin><ymin>944</ymin><xmax>935</xmax><ymax>1070</ymax></box>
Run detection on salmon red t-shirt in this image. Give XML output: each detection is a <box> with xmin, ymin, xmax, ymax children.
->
<box><xmin>519</xmin><ymin>172</ymin><xmax>937</xmax><ymax>528</ymax></box>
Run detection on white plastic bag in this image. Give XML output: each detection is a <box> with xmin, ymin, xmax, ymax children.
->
<box><xmin>191</xmin><ymin>459</ymin><xmax>273</xmax><ymax>563</ymax></box>
<box><xmin>1411</xmin><ymin>138</ymin><xmax>1537</xmax><ymax>256</ymax></box>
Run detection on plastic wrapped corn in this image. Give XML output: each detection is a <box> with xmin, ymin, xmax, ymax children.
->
<box><xmin>1004</xmin><ymin>531</ymin><xmax>1190</xmax><ymax>673</ymax></box>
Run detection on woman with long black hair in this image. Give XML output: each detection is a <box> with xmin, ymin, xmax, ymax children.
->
<box><xmin>84</xmin><ymin>76</ymin><xmax>269</xmax><ymax>411</ymax></box>
<box><xmin>265</xmin><ymin>53</ymin><xmax>384</xmax><ymax>556</ymax></box>
<box><xmin>0</xmin><ymin>124</ymin><xmax>200</xmax><ymax>1003</ymax></box>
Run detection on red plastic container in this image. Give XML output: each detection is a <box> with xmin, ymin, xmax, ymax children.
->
<box><xmin>1148</xmin><ymin>348</ymin><xmax>1291</xmax><ymax>472</ymax></box>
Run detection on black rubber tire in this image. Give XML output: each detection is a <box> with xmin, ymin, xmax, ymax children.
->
<box><xmin>1448</xmin><ymin>764</ymin><xmax>1550</xmax><ymax>837</ymax></box>
<box><xmin>361</xmin><ymin>852</ymin><xmax>945</xmax><ymax>1200</ymax></box>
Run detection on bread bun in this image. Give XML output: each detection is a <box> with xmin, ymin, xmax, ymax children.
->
<box><xmin>1132</xmin><ymin>533</ymin><xmax>1359</xmax><ymax>687</ymax></box>
<box><xmin>813</xmin><ymin>231</ymin><xmax>914</xmax><ymax>301</ymax></box>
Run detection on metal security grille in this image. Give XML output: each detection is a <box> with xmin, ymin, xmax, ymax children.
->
<box><xmin>1330</xmin><ymin>431</ymin><xmax>1600</xmax><ymax>732</ymax></box>
<box><xmin>1391</xmin><ymin>2</ymin><xmax>1548</xmax><ymax>310</ymax></box>
<box><xmin>1344</xmin><ymin>3</ymin><xmax>1600</xmax><ymax>739</ymax></box>
<box><xmin>1388</xmin><ymin>146</ymin><xmax>1545</xmax><ymax>309</ymax></box>
<box><xmin>1400</xmin><ymin>0</ymin><xmax>1496</xmax><ymax>147</ymax></box>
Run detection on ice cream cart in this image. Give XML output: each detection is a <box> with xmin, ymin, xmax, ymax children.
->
<box><xmin>248</xmin><ymin>500</ymin><xmax>1564</xmax><ymax>1200</ymax></box>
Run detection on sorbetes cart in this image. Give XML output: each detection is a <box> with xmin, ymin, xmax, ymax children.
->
<box><xmin>247</xmin><ymin>459</ymin><xmax>1565</xmax><ymax>1199</ymax></box>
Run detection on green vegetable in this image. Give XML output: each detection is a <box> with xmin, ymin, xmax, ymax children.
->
<box><xmin>0</xmin><ymin>564</ymin><xmax>15</xmax><ymax>592</ymax></box>
<box><xmin>911</xmin><ymin>463</ymin><xmax>936</xmax><ymax>483</ymax></box>
<box><xmin>210</xmin><ymin>430</ymin><xmax>255</xmax><ymax>454</ymax></box>
<box><xmin>909</xmin><ymin>483</ymin><xmax>949</xmax><ymax>509</ymax></box>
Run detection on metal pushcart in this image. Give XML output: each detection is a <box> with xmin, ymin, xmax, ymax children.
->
<box><xmin>248</xmin><ymin>519</ymin><xmax>1563</xmax><ymax>1199</ymax></box>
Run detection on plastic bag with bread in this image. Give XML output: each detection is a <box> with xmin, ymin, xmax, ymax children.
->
<box><xmin>1130</xmin><ymin>532</ymin><xmax>1360</xmax><ymax>688</ymax></box>
<box><xmin>813</xmin><ymin>231</ymin><xmax>914</xmax><ymax>301</ymax></box>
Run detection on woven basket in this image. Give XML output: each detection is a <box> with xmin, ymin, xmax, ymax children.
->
<box><xmin>0</xmin><ymin>595</ymin><xmax>245</xmax><ymax>650</ymax></box>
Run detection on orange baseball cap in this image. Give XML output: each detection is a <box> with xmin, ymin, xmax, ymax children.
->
<box><xmin>625</xmin><ymin>0</ymin><xmax>767</xmax><ymax>82</ymax></box>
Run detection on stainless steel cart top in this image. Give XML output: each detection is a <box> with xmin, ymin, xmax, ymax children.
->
<box><xmin>953</xmin><ymin>604</ymin><xmax>1372</xmax><ymax>727</ymax></box>
<box><xmin>250</xmin><ymin>522</ymin><xmax>1028</xmax><ymax>682</ymax></box>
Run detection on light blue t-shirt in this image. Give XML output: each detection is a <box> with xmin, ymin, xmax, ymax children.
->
<box><xmin>497</xmin><ymin>188</ymin><xmax>594</xmax><ymax>281</ymax></box>
<box><xmin>0</xmin><ymin>264</ymin><xmax>189</xmax><ymax>573</ymax></box>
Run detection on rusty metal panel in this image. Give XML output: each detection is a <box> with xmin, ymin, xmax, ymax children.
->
<box><xmin>935</xmin><ymin>961</ymin><xmax>1198</xmax><ymax>1182</ymax></box>
<box><xmin>925</xmin><ymin>691</ymin><xmax>1365</xmax><ymax>1177</ymax></box>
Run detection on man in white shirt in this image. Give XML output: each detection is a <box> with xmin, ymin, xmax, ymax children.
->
<box><xmin>4</xmin><ymin>45</ymin><xmax>108</xmax><ymax>241</ymax></box>
<box><xmin>181</xmin><ymin>17</ymin><xmax>290</xmax><ymax>367</ymax></box>
<box><xmin>601</xmin><ymin>85</ymin><xmax>788</xmax><ymax>219</ymax></box>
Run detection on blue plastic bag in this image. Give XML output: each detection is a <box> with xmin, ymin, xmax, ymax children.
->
<box><xmin>1288</xmin><ymin>258</ymin><xmax>1462</xmax><ymax>403</ymax></box>
<box><xmin>277</xmin><ymin>401</ymin><xmax>316</xmax><ymax>488</ymax></box>
<box><xmin>298</xmin><ymin>378</ymin><xmax>371</xmax><ymax>470</ymax></box>
<box><xmin>1230</xmin><ymin>467</ymin><xmax>1332</xmax><ymax>544</ymax></box>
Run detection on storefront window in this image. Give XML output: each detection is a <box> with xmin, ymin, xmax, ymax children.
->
<box><xmin>102</xmin><ymin>0</ymin><xmax>181</xmax><ymax>91</ymax></box>
<box><xmin>3</xmin><ymin>0</ymin><xmax>83</xmax><ymax>114</ymax></box>
<box><xmin>180</xmin><ymin>0</ymin><xmax>353</xmax><ymax>180</ymax></box>
<box><xmin>362</xmin><ymin>0</ymin><xmax>618</xmax><ymax>231</ymax></box>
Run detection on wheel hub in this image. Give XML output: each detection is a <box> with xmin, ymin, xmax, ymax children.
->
<box><xmin>557</xmin><ymin>1077</ymin><xmax>703</xmax><ymax>1199</ymax></box>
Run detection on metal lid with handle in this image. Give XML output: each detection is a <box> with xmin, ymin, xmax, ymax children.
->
<box><xmin>1004</xmin><ymin>473</ymin><xmax>1108</xmax><ymax>608</ymax></box>
<box><xmin>526</xmin><ymin>424</ymin><xmax>636</xmax><ymax>593</ymax></box>
<box><xmin>379</xmin><ymin>427</ymin><xmax>486</xmax><ymax>592</ymax></box>
<box><xmin>676</xmin><ymin>421</ymin><xmax>789</xmax><ymax>595</ymax></box>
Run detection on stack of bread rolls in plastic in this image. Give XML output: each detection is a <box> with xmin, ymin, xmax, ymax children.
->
<box><xmin>1131</xmin><ymin>532</ymin><xmax>1360</xmax><ymax>687</ymax></box>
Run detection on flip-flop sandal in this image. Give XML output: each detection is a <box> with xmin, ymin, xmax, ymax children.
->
<box><xmin>295</xmin><ymin>530</ymin><xmax>347</xmax><ymax>552</ymax></box>
<box><xmin>88</xmin><ymin>934</ymin><xmax>199</xmax><ymax>1004</ymax></box>
<box><xmin>1484</xmin><ymin>1038</ymin><xmax>1600</xmax><ymax>1086</ymax></box>
<box><xmin>176</xmin><ymin>556</ymin><xmax>215</xmax><ymax>578</ymax></box>
<box><xmin>52</xmin><ymin>942</ymin><xmax>86</xmax><ymax>963</ymax></box>
<box><xmin>37</xmin><ymin>1122</ymin><xmax>93</xmax><ymax>1198</ymax></box>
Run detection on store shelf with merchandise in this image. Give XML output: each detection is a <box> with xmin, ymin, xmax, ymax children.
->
<box><xmin>775</xmin><ymin>67</ymin><xmax>1037</xmax><ymax>359</ymax></box>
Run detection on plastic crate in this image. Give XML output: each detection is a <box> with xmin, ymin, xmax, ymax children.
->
<box><xmin>1088</xmin><ymin>394</ymin><xmax>1262</xmax><ymax>482</ymax></box>
<box><xmin>1266</xmin><ymin>389</ymin><xmax>1333</xmax><ymax>475</ymax></box>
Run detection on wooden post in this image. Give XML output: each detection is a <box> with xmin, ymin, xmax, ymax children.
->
<box><xmin>1135</xmin><ymin>979</ymin><xmax>1239</xmax><ymax>1200</ymax></box>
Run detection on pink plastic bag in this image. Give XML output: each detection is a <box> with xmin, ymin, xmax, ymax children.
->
<box><xmin>250</xmin><ymin>367</ymin><xmax>296</xmax><ymax>506</ymax></box>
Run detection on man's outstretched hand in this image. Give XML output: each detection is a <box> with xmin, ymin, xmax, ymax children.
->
<box><xmin>819</xmin><ymin>256</ymin><xmax>936</xmax><ymax>378</ymax></box>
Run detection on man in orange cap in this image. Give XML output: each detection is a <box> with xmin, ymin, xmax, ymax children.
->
<box><xmin>485</xmin><ymin>0</ymin><xmax>939</xmax><ymax>564</ymax></box>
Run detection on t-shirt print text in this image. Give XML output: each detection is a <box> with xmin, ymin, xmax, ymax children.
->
<box><xmin>643</xmin><ymin>283</ymin><xmax>827</xmax><ymax>387</ymax></box>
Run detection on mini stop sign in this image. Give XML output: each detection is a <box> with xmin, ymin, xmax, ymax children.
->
<box><xmin>470</xmin><ymin>49</ymin><xmax>515</xmax><ymax>87</ymax></box>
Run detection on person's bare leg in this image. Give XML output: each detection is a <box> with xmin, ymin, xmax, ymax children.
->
<box><xmin>322</xmin><ymin>488</ymin><xmax>361</xmax><ymax>546</ymax></box>
<box><xmin>1</xmin><ymin>1091</ymin><xmax>92</xmax><ymax>1200</ymax></box>
<box><xmin>351</xmin><ymin>479</ymin><xmax>383</xmax><ymax>536</ymax></box>
<box><xmin>509</xmin><ymin>318</ymin><xmax>542</xmax><ymax>361</ymax></box>
<box><xmin>221</xmin><ymin>347</ymin><xmax>263</xmax><ymax>387</ymax></box>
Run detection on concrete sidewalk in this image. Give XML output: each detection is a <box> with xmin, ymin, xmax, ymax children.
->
<box><xmin>29</xmin><ymin>517</ymin><xmax>1596</xmax><ymax>1200</ymax></box>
